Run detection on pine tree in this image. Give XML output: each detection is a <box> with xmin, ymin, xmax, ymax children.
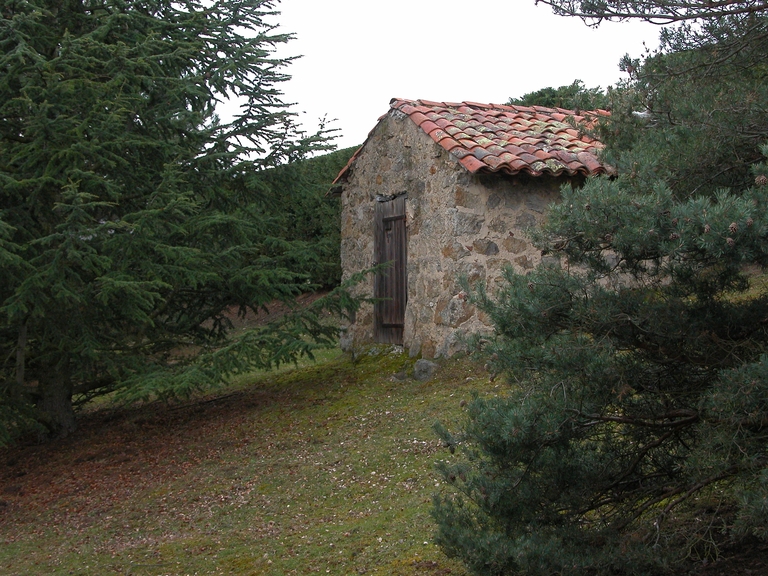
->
<box><xmin>507</xmin><ymin>79</ymin><xmax>609</xmax><ymax>111</ymax></box>
<box><xmin>0</xmin><ymin>0</ymin><xmax>355</xmax><ymax>442</ymax></box>
<box><xmin>433</xmin><ymin>3</ymin><xmax>768</xmax><ymax>574</ymax></box>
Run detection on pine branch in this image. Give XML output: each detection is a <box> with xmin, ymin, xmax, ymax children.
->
<box><xmin>536</xmin><ymin>0</ymin><xmax>768</xmax><ymax>24</ymax></box>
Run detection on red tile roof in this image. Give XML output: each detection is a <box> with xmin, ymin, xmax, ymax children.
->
<box><xmin>334</xmin><ymin>98</ymin><xmax>613</xmax><ymax>185</ymax></box>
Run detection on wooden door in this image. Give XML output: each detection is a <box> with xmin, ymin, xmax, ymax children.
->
<box><xmin>374</xmin><ymin>196</ymin><xmax>407</xmax><ymax>344</ymax></box>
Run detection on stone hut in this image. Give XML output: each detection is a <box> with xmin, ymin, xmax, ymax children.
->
<box><xmin>333</xmin><ymin>98</ymin><xmax>611</xmax><ymax>359</ymax></box>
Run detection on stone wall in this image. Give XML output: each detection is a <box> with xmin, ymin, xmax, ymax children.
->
<box><xmin>339</xmin><ymin>110</ymin><xmax>572</xmax><ymax>358</ymax></box>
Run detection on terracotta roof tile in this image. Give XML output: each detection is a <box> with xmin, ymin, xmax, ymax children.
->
<box><xmin>472</xmin><ymin>148</ymin><xmax>492</xmax><ymax>160</ymax></box>
<box><xmin>332</xmin><ymin>99</ymin><xmax>613</xmax><ymax>186</ymax></box>
<box><xmin>420</xmin><ymin>120</ymin><xmax>440</xmax><ymax>134</ymax></box>
<box><xmin>431</xmin><ymin>129</ymin><xmax>451</xmax><ymax>142</ymax></box>
<box><xmin>459</xmin><ymin>155</ymin><xmax>487</xmax><ymax>173</ymax></box>
<box><xmin>409</xmin><ymin>111</ymin><xmax>429</xmax><ymax>126</ymax></box>
<box><xmin>450</xmin><ymin>148</ymin><xmax>471</xmax><ymax>160</ymax></box>
<box><xmin>440</xmin><ymin>138</ymin><xmax>462</xmax><ymax>153</ymax></box>
<box><xmin>485</xmin><ymin>144</ymin><xmax>507</xmax><ymax>156</ymax></box>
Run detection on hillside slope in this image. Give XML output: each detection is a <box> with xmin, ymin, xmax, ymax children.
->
<box><xmin>0</xmin><ymin>350</ymin><xmax>475</xmax><ymax>575</ymax></box>
<box><xmin>2</xmin><ymin>348</ymin><xmax>765</xmax><ymax>575</ymax></box>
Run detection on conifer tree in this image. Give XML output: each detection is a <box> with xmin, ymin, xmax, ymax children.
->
<box><xmin>0</xmin><ymin>0</ymin><xmax>354</xmax><ymax>441</ymax></box>
<box><xmin>507</xmin><ymin>79</ymin><xmax>609</xmax><ymax>111</ymax></box>
<box><xmin>433</xmin><ymin>3</ymin><xmax>768</xmax><ymax>574</ymax></box>
<box><xmin>246</xmin><ymin>146</ymin><xmax>357</xmax><ymax>289</ymax></box>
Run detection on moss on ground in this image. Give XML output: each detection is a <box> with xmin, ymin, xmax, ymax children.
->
<box><xmin>0</xmin><ymin>348</ymin><xmax>486</xmax><ymax>575</ymax></box>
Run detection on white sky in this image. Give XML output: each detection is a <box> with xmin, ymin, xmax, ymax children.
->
<box><xmin>268</xmin><ymin>0</ymin><xmax>662</xmax><ymax>150</ymax></box>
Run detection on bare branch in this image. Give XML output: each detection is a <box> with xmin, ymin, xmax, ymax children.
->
<box><xmin>569</xmin><ymin>408</ymin><xmax>700</xmax><ymax>428</ymax></box>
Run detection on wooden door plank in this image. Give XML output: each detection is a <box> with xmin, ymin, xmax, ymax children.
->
<box><xmin>374</xmin><ymin>196</ymin><xmax>407</xmax><ymax>344</ymax></box>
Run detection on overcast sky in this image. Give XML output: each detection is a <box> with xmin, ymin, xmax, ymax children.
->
<box><xmin>267</xmin><ymin>0</ymin><xmax>661</xmax><ymax>150</ymax></box>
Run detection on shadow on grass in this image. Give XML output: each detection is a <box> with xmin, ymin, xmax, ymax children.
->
<box><xmin>1</xmin><ymin>347</ymin><xmax>480</xmax><ymax>576</ymax></box>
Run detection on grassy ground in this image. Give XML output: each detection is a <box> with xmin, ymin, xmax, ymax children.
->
<box><xmin>0</xmin><ymin>347</ymin><xmax>489</xmax><ymax>576</ymax></box>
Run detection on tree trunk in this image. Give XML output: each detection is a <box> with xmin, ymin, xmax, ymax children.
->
<box><xmin>14</xmin><ymin>321</ymin><xmax>28</xmax><ymax>402</ymax></box>
<box><xmin>36</xmin><ymin>377</ymin><xmax>76</xmax><ymax>438</ymax></box>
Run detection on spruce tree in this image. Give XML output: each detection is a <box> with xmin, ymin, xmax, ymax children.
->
<box><xmin>0</xmin><ymin>0</ymin><xmax>354</xmax><ymax>441</ymax></box>
<box><xmin>433</xmin><ymin>3</ymin><xmax>768</xmax><ymax>574</ymax></box>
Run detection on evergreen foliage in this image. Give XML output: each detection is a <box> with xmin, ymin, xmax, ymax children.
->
<box><xmin>433</xmin><ymin>3</ymin><xmax>768</xmax><ymax>574</ymax></box>
<box><xmin>507</xmin><ymin>79</ymin><xmax>609</xmax><ymax>111</ymax></box>
<box><xmin>536</xmin><ymin>0</ymin><xmax>768</xmax><ymax>24</ymax></box>
<box><xmin>0</xmin><ymin>0</ymin><xmax>356</xmax><ymax>442</ymax></box>
<box><xmin>246</xmin><ymin>146</ymin><xmax>356</xmax><ymax>289</ymax></box>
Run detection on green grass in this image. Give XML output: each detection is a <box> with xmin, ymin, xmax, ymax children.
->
<box><xmin>0</xmin><ymin>348</ymin><xmax>489</xmax><ymax>575</ymax></box>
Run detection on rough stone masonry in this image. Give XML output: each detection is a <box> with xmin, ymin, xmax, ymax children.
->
<box><xmin>337</xmin><ymin>105</ymin><xmax>591</xmax><ymax>359</ymax></box>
